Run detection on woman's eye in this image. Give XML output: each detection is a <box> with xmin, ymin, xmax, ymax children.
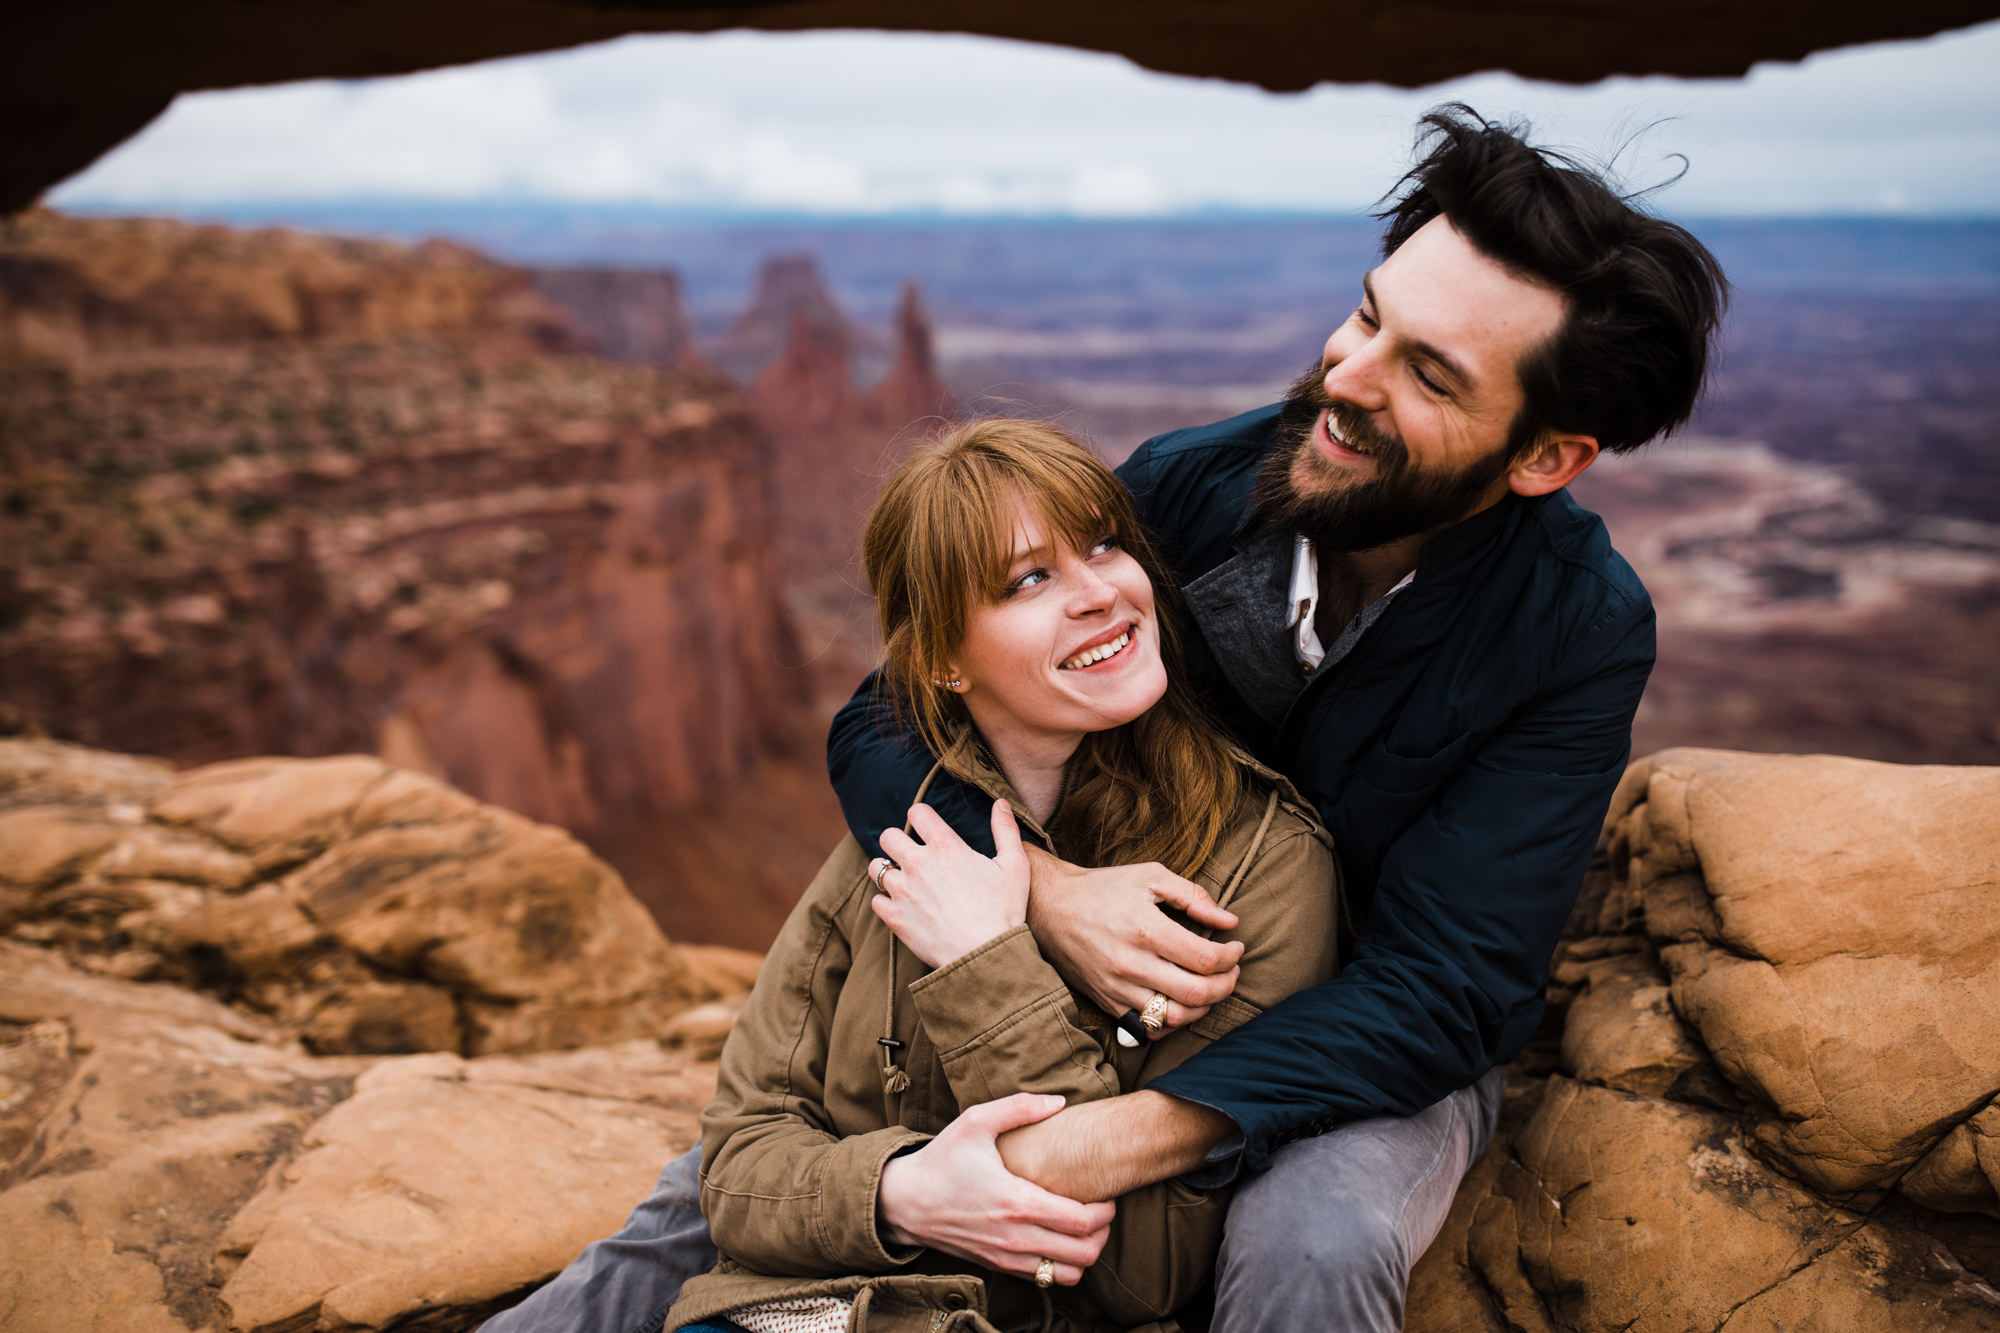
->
<box><xmin>1007</xmin><ymin>568</ymin><xmax>1049</xmax><ymax>594</ymax></box>
<box><xmin>1089</xmin><ymin>534</ymin><xmax>1121</xmax><ymax>557</ymax></box>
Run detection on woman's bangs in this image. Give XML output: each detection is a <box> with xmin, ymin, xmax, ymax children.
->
<box><xmin>1004</xmin><ymin>453</ymin><xmax>1133</xmax><ymax>576</ymax></box>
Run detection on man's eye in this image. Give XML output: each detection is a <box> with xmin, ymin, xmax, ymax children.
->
<box><xmin>1354</xmin><ymin>306</ymin><xmax>1378</xmax><ymax>330</ymax></box>
<box><xmin>1412</xmin><ymin>363</ymin><xmax>1447</xmax><ymax>396</ymax></box>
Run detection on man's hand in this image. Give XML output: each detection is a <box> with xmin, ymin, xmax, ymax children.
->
<box><xmin>1025</xmin><ymin>848</ymin><xmax>1243</xmax><ymax>1032</ymax></box>
<box><xmin>877</xmin><ymin>1093</ymin><xmax>1115</xmax><ymax>1287</ymax></box>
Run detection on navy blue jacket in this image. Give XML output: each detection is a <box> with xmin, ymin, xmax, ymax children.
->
<box><xmin>827</xmin><ymin>404</ymin><xmax>1655</xmax><ymax>1176</ymax></box>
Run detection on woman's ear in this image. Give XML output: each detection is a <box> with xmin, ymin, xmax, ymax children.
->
<box><xmin>1507</xmin><ymin>431</ymin><xmax>1600</xmax><ymax>498</ymax></box>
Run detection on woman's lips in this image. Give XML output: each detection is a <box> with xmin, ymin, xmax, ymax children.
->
<box><xmin>1058</xmin><ymin>624</ymin><xmax>1135</xmax><ymax>671</ymax></box>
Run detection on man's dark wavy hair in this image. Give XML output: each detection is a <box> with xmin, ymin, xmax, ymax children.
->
<box><xmin>1378</xmin><ymin>104</ymin><xmax>1728</xmax><ymax>455</ymax></box>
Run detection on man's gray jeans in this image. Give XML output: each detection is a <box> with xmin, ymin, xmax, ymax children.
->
<box><xmin>478</xmin><ymin>1069</ymin><xmax>1504</xmax><ymax>1333</ymax></box>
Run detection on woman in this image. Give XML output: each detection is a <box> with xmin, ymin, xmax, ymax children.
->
<box><xmin>667</xmin><ymin>420</ymin><xmax>1340</xmax><ymax>1333</ymax></box>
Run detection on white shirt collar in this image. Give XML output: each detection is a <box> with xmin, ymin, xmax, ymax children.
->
<box><xmin>1286</xmin><ymin>535</ymin><xmax>1416</xmax><ymax>673</ymax></box>
<box><xmin>1287</xmin><ymin>534</ymin><xmax>1326</xmax><ymax>669</ymax></box>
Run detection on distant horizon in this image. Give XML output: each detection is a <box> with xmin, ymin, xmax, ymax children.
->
<box><xmin>49</xmin><ymin>197</ymin><xmax>2000</xmax><ymax>227</ymax></box>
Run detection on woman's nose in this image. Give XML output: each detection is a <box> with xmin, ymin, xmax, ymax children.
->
<box><xmin>1067</xmin><ymin>563</ymin><xmax>1118</xmax><ymax>614</ymax></box>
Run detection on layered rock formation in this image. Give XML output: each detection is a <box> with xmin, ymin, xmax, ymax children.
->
<box><xmin>1</xmin><ymin>210</ymin><xmax>853</xmax><ymax>948</ymax></box>
<box><xmin>1408</xmin><ymin>748</ymin><xmax>2000</xmax><ymax>1332</ymax></box>
<box><xmin>530</xmin><ymin>265</ymin><xmax>699</xmax><ymax>367</ymax></box>
<box><xmin>0</xmin><ymin>738</ymin><xmax>749</xmax><ymax>1332</ymax></box>
<box><xmin>0</xmin><ymin>210</ymin><xmax>580</xmax><ymax>361</ymax></box>
<box><xmin>729</xmin><ymin>260</ymin><xmax>959</xmax><ymax>698</ymax></box>
<box><xmin>746</xmin><ymin>278</ymin><xmax>956</xmax><ymax>564</ymax></box>
<box><xmin>709</xmin><ymin>252</ymin><xmax>884</xmax><ymax>385</ymax></box>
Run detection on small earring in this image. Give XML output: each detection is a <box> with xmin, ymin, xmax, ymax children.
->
<box><xmin>932</xmin><ymin>676</ymin><xmax>963</xmax><ymax>691</ymax></box>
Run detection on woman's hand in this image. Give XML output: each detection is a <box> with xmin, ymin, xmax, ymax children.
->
<box><xmin>871</xmin><ymin>800</ymin><xmax>1029</xmax><ymax>969</ymax></box>
<box><xmin>878</xmin><ymin>1092</ymin><xmax>1115</xmax><ymax>1286</ymax></box>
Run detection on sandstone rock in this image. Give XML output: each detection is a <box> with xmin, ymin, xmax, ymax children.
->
<box><xmin>676</xmin><ymin>942</ymin><xmax>768</xmax><ymax>996</ymax></box>
<box><xmin>0</xmin><ymin>941</ymin><xmax>362</xmax><ymax>1333</ymax></box>
<box><xmin>712</xmin><ymin>253</ymin><xmax>880</xmax><ymax>385</ymax></box>
<box><xmin>1602</xmin><ymin>748</ymin><xmax>2000</xmax><ymax>1199</ymax></box>
<box><xmin>0</xmin><ymin>939</ymin><xmax>715</xmax><ymax>1333</ymax></box>
<box><xmin>1461</xmin><ymin>1078</ymin><xmax>2000</xmax><ymax>1333</ymax></box>
<box><xmin>866</xmin><ymin>281</ymin><xmax>958</xmax><ymax>428</ymax></box>
<box><xmin>3</xmin><ymin>739</ymin><xmax>721</xmax><ymax>1057</ymax></box>
<box><xmin>1410</xmin><ymin>749</ymin><xmax>2000</xmax><ymax>1333</ymax></box>
<box><xmin>1555</xmin><ymin>943</ymin><xmax>1705</xmax><ymax>1098</ymax></box>
<box><xmin>215</xmin><ymin>1043</ymin><xmax>711</xmax><ymax>1332</ymax></box>
<box><xmin>531</xmin><ymin>266</ymin><xmax>699</xmax><ymax>368</ymax></box>
<box><xmin>659</xmin><ymin>995</ymin><xmax>749</xmax><ymax>1060</ymax></box>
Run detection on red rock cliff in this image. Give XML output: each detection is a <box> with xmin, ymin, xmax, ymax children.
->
<box><xmin>0</xmin><ymin>211</ymin><xmax>843</xmax><ymax>946</ymax></box>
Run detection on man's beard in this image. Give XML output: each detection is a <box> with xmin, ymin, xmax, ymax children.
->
<box><xmin>1252</xmin><ymin>362</ymin><xmax>1517</xmax><ymax>554</ymax></box>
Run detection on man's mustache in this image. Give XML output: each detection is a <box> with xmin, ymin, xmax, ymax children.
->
<box><xmin>1286</xmin><ymin>365</ymin><xmax>1408</xmax><ymax>473</ymax></box>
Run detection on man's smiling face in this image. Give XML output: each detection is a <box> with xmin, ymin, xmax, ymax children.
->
<box><xmin>1257</xmin><ymin>215</ymin><xmax>1571</xmax><ymax>553</ymax></box>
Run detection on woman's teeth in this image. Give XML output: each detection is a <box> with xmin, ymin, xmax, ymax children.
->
<box><xmin>1060</xmin><ymin>629</ymin><xmax>1131</xmax><ymax>671</ymax></box>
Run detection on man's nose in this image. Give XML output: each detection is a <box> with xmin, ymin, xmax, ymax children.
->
<box><xmin>1323</xmin><ymin>345</ymin><xmax>1389</xmax><ymax>413</ymax></box>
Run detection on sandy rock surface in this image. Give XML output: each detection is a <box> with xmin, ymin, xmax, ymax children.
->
<box><xmin>1410</xmin><ymin>748</ymin><xmax>2000</xmax><ymax>1332</ymax></box>
<box><xmin>0</xmin><ymin>943</ymin><xmax>715</xmax><ymax>1333</ymax></box>
<box><xmin>1</xmin><ymin>739</ymin><xmax>720</xmax><ymax>1056</ymax></box>
<box><xmin>0</xmin><ymin>741</ymin><xmax>745</xmax><ymax>1332</ymax></box>
<box><xmin>11</xmin><ymin>739</ymin><xmax>1998</xmax><ymax>1330</ymax></box>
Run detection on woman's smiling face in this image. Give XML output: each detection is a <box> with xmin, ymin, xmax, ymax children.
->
<box><xmin>950</xmin><ymin>495</ymin><xmax>1168</xmax><ymax>762</ymax></box>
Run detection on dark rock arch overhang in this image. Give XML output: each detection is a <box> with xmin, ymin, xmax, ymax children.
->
<box><xmin>5</xmin><ymin>0</ymin><xmax>2000</xmax><ymax>212</ymax></box>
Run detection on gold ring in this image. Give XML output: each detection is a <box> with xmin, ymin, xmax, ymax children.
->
<box><xmin>871</xmin><ymin>858</ymin><xmax>896</xmax><ymax>890</ymax></box>
<box><xmin>1139</xmin><ymin>992</ymin><xmax>1170</xmax><ymax>1033</ymax></box>
<box><xmin>1034</xmin><ymin>1257</ymin><xmax>1056</xmax><ymax>1289</ymax></box>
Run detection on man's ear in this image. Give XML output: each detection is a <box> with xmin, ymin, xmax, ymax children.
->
<box><xmin>1507</xmin><ymin>431</ymin><xmax>1599</xmax><ymax>498</ymax></box>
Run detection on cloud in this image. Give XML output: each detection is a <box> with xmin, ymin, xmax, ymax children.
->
<box><xmin>49</xmin><ymin>21</ymin><xmax>2000</xmax><ymax>215</ymax></box>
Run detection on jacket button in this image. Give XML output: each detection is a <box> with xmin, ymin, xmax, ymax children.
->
<box><xmin>944</xmin><ymin>1292</ymin><xmax>969</xmax><ymax>1310</ymax></box>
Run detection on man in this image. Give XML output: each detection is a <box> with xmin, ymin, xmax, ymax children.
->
<box><xmin>483</xmin><ymin>105</ymin><xmax>1725</xmax><ymax>1333</ymax></box>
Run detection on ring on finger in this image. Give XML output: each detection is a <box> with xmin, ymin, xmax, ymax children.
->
<box><xmin>870</xmin><ymin>858</ymin><xmax>897</xmax><ymax>890</ymax></box>
<box><xmin>1034</xmin><ymin>1257</ymin><xmax>1056</xmax><ymax>1289</ymax></box>
<box><xmin>1139</xmin><ymin>991</ymin><xmax>1170</xmax><ymax>1033</ymax></box>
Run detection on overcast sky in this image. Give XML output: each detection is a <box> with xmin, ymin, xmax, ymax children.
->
<box><xmin>50</xmin><ymin>19</ymin><xmax>2000</xmax><ymax>218</ymax></box>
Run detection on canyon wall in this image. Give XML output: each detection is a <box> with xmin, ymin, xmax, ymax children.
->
<box><xmin>1</xmin><ymin>215</ymin><xmax>967</xmax><ymax>948</ymax></box>
<box><xmin>0</xmin><ymin>210</ymin><xmax>842</xmax><ymax>946</ymax></box>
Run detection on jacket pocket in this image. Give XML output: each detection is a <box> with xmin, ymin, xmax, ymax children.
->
<box><xmin>1353</xmin><ymin>731</ymin><xmax>1474</xmax><ymax>794</ymax></box>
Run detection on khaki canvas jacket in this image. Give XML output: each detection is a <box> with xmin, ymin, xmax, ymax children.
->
<box><xmin>667</xmin><ymin>745</ymin><xmax>1341</xmax><ymax>1333</ymax></box>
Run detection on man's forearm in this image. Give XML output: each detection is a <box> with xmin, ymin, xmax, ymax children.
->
<box><xmin>997</xmin><ymin>1090</ymin><xmax>1236</xmax><ymax>1203</ymax></box>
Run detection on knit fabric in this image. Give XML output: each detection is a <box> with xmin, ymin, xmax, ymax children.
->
<box><xmin>728</xmin><ymin>1296</ymin><xmax>853</xmax><ymax>1333</ymax></box>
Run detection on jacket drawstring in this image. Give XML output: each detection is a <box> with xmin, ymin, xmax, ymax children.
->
<box><xmin>879</xmin><ymin>762</ymin><xmax>945</xmax><ymax>1101</ymax></box>
<box><xmin>1213</xmin><ymin>789</ymin><xmax>1281</xmax><ymax>918</ymax></box>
